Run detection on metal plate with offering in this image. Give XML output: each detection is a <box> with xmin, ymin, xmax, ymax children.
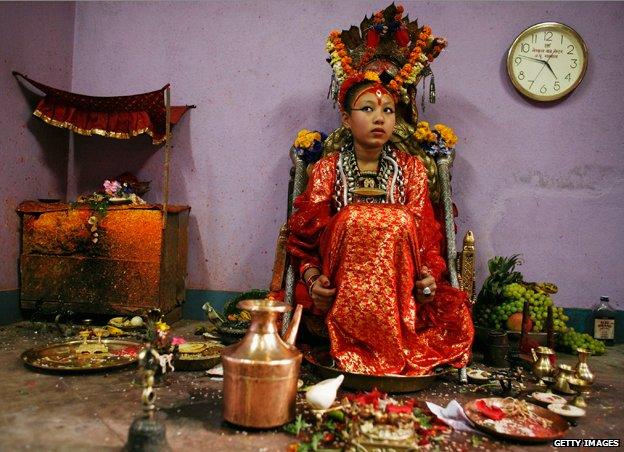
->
<box><xmin>21</xmin><ymin>339</ymin><xmax>141</xmax><ymax>372</ymax></box>
<box><xmin>108</xmin><ymin>316</ymin><xmax>145</xmax><ymax>331</ymax></box>
<box><xmin>304</xmin><ymin>348</ymin><xmax>446</xmax><ymax>393</ymax></box>
<box><xmin>173</xmin><ymin>341</ymin><xmax>224</xmax><ymax>371</ymax></box>
<box><xmin>464</xmin><ymin>397</ymin><xmax>568</xmax><ymax>442</ymax></box>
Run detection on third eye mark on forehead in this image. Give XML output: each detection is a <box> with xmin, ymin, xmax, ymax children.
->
<box><xmin>354</xmin><ymin>99</ymin><xmax>395</xmax><ymax>109</ymax></box>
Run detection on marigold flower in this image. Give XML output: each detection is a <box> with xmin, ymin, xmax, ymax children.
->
<box><xmin>414</xmin><ymin>128</ymin><xmax>428</xmax><ymax>141</ymax></box>
<box><xmin>417</xmin><ymin>121</ymin><xmax>430</xmax><ymax>129</ymax></box>
<box><xmin>363</xmin><ymin>71</ymin><xmax>380</xmax><ymax>82</ymax></box>
<box><xmin>423</xmin><ymin>25</ymin><xmax>432</xmax><ymax>35</ymax></box>
<box><xmin>294</xmin><ymin>129</ymin><xmax>322</xmax><ymax>149</ymax></box>
<box><xmin>435</xmin><ymin>124</ymin><xmax>458</xmax><ymax>147</ymax></box>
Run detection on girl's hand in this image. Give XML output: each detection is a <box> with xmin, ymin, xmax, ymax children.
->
<box><xmin>415</xmin><ymin>266</ymin><xmax>436</xmax><ymax>304</ymax></box>
<box><xmin>310</xmin><ymin>275</ymin><xmax>336</xmax><ymax>313</ymax></box>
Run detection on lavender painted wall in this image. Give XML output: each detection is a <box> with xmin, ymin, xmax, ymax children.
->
<box><xmin>0</xmin><ymin>2</ymin><xmax>75</xmax><ymax>290</ymax></box>
<box><xmin>4</xmin><ymin>2</ymin><xmax>623</xmax><ymax>311</ymax></box>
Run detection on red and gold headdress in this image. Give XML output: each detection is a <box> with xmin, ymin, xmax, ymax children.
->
<box><xmin>326</xmin><ymin>4</ymin><xmax>446</xmax><ymax>112</ymax></box>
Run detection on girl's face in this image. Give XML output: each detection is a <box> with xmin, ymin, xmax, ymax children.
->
<box><xmin>342</xmin><ymin>86</ymin><xmax>396</xmax><ymax>152</ymax></box>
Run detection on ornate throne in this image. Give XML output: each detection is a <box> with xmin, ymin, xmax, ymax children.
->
<box><xmin>270</xmin><ymin>129</ymin><xmax>477</xmax><ymax>323</ymax></box>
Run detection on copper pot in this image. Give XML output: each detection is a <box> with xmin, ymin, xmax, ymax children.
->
<box><xmin>222</xmin><ymin>300</ymin><xmax>302</xmax><ymax>428</ymax></box>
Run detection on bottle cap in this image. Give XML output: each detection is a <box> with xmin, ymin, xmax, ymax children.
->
<box><xmin>600</xmin><ymin>296</ymin><xmax>609</xmax><ymax>302</ymax></box>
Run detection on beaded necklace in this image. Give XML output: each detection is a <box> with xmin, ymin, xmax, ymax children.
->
<box><xmin>334</xmin><ymin>141</ymin><xmax>405</xmax><ymax>211</ymax></box>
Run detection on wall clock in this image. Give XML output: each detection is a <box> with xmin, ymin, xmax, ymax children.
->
<box><xmin>507</xmin><ymin>22</ymin><xmax>588</xmax><ymax>101</ymax></box>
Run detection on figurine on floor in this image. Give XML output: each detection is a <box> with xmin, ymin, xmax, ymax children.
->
<box><xmin>286</xmin><ymin>4</ymin><xmax>474</xmax><ymax>376</ymax></box>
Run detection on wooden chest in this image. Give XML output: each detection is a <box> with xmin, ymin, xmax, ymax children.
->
<box><xmin>17</xmin><ymin>201</ymin><xmax>190</xmax><ymax>320</ymax></box>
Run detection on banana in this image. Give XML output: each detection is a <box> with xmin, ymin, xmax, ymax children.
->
<box><xmin>523</xmin><ymin>281</ymin><xmax>559</xmax><ymax>294</ymax></box>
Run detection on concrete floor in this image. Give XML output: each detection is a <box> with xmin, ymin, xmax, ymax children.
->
<box><xmin>0</xmin><ymin>320</ymin><xmax>622</xmax><ymax>451</ymax></box>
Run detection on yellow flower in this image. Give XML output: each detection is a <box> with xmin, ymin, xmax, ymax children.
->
<box><xmin>155</xmin><ymin>320</ymin><xmax>170</xmax><ymax>332</ymax></box>
<box><xmin>363</xmin><ymin>71</ymin><xmax>380</xmax><ymax>82</ymax></box>
<box><xmin>435</xmin><ymin>124</ymin><xmax>458</xmax><ymax>147</ymax></box>
<box><xmin>294</xmin><ymin>129</ymin><xmax>321</xmax><ymax>149</ymax></box>
<box><xmin>417</xmin><ymin>121</ymin><xmax>430</xmax><ymax>130</ymax></box>
<box><xmin>414</xmin><ymin>128</ymin><xmax>428</xmax><ymax>141</ymax></box>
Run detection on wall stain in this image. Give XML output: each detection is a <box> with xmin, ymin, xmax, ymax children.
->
<box><xmin>515</xmin><ymin>165</ymin><xmax>623</xmax><ymax>191</ymax></box>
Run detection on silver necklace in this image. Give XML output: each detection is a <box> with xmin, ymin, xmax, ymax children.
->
<box><xmin>334</xmin><ymin>142</ymin><xmax>405</xmax><ymax>211</ymax></box>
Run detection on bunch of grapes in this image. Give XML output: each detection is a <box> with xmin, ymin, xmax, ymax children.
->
<box><xmin>477</xmin><ymin>298</ymin><xmax>524</xmax><ymax>330</ymax></box>
<box><xmin>502</xmin><ymin>283</ymin><xmax>569</xmax><ymax>332</ymax></box>
<box><xmin>557</xmin><ymin>328</ymin><xmax>606</xmax><ymax>355</ymax></box>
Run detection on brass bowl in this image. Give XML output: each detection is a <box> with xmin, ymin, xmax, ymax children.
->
<box><xmin>304</xmin><ymin>348</ymin><xmax>446</xmax><ymax>393</ymax></box>
<box><xmin>173</xmin><ymin>342</ymin><xmax>224</xmax><ymax>371</ymax></box>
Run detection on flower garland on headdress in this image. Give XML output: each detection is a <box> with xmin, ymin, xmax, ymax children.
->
<box><xmin>326</xmin><ymin>4</ymin><xmax>446</xmax><ymax>106</ymax></box>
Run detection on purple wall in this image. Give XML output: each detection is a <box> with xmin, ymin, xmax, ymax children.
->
<box><xmin>4</xmin><ymin>2</ymin><xmax>624</xmax><ymax>310</ymax></box>
<box><xmin>0</xmin><ymin>2</ymin><xmax>75</xmax><ymax>289</ymax></box>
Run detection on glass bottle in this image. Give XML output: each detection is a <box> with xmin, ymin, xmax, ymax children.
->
<box><xmin>592</xmin><ymin>296</ymin><xmax>615</xmax><ymax>346</ymax></box>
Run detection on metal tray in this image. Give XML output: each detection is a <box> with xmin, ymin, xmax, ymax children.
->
<box><xmin>304</xmin><ymin>348</ymin><xmax>446</xmax><ymax>393</ymax></box>
<box><xmin>21</xmin><ymin>339</ymin><xmax>141</xmax><ymax>373</ymax></box>
<box><xmin>464</xmin><ymin>397</ymin><xmax>568</xmax><ymax>442</ymax></box>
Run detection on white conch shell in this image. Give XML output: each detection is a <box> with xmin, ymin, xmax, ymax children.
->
<box><xmin>305</xmin><ymin>374</ymin><xmax>345</xmax><ymax>410</ymax></box>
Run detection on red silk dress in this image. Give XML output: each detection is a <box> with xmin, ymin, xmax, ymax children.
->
<box><xmin>287</xmin><ymin>149</ymin><xmax>474</xmax><ymax>376</ymax></box>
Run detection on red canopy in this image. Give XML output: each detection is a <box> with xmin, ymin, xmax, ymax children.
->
<box><xmin>14</xmin><ymin>72</ymin><xmax>194</xmax><ymax>144</ymax></box>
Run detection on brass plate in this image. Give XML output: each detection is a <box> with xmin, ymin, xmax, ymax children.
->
<box><xmin>21</xmin><ymin>339</ymin><xmax>141</xmax><ymax>373</ymax></box>
<box><xmin>464</xmin><ymin>397</ymin><xmax>568</xmax><ymax>442</ymax></box>
<box><xmin>304</xmin><ymin>348</ymin><xmax>445</xmax><ymax>393</ymax></box>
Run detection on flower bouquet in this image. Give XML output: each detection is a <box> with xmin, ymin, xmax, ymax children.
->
<box><xmin>293</xmin><ymin>129</ymin><xmax>326</xmax><ymax>164</ymax></box>
<box><xmin>414</xmin><ymin>121</ymin><xmax>457</xmax><ymax>157</ymax></box>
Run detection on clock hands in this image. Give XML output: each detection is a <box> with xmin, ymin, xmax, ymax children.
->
<box><xmin>540</xmin><ymin>54</ymin><xmax>558</xmax><ymax>80</ymax></box>
<box><xmin>532</xmin><ymin>52</ymin><xmax>557</xmax><ymax>82</ymax></box>
<box><xmin>519</xmin><ymin>55</ymin><xmax>546</xmax><ymax>64</ymax></box>
<box><xmin>519</xmin><ymin>55</ymin><xmax>558</xmax><ymax>79</ymax></box>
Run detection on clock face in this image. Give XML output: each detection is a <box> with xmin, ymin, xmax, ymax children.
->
<box><xmin>507</xmin><ymin>22</ymin><xmax>588</xmax><ymax>101</ymax></box>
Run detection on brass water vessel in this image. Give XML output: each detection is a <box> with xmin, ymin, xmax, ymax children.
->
<box><xmin>531</xmin><ymin>346</ymin><xmax>555</xmax><ymax>386</ymax></box>
<box><xmin>222</xmin><ymin>300</ymin><xmax>302</xmax><ymax>428</ymax></box>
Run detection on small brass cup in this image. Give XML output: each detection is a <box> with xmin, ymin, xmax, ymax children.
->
<box><xmin>554</xmin><ymin>364</ymin><xmax>576</xmax><ymax>395</ymax></box>
<box><xmin>568</xmin><ymin>377</ymin><xmax>592</xmax><ymax>408</ymax></box>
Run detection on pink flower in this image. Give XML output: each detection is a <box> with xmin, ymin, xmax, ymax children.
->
<box><xmin>103</xmin><ymin>180</ymin><xmax>122</xmax><ymax>195</ymax></box>
<box><xmin>171</xmin><ymin>336</ymin><xmax>187</xmax><ymax>346</ymax></box>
